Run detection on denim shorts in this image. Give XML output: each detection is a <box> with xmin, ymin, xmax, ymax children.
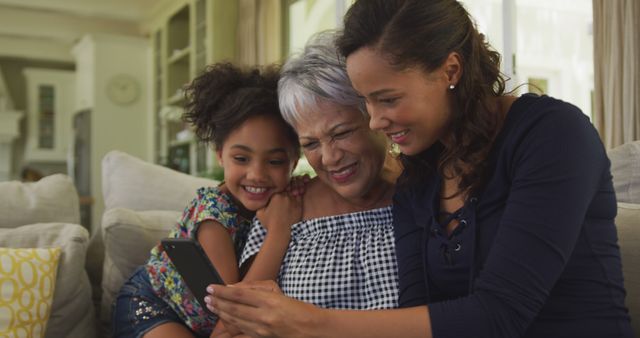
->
<box><xmin>112</xmin><ymin>266</ymin><xmax>203</xmax><ymax>338</ymax></box>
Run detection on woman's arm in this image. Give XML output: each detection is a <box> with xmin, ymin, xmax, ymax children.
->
<box><xmin>392</xmin><ymin>186</ymin><xmax>429</xmax><ymax>307</ymax></box>
<box><xmin>208</xmin><ymin>281</ymin><xmax>432</xmax><ymax>338</ymax></box>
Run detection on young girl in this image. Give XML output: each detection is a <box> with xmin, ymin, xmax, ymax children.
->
<box><xmin>112</xmin><ymin>63</ymin><xmax>301</xmax><ymax>338</ymax></box>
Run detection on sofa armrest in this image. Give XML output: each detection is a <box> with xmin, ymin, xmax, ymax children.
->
<box><xmin>617</xmin><ymin>202</ymin><xmax>640</xmax><ymax>334</ymax></box>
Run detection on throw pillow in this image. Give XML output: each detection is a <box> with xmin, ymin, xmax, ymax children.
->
<box><xmin>99</xmin><ymin>208</ymin><xmax>181</xmax><ymax>324</ymax></box>
<box><xmin>0</xmin><ymin>247</ymin><xmax>61</xmax><ymax>338</ymax></box>
<box><xmin>609</xmin><ymin>141</ymin><xmax>640</xmax><ymax>203</ymax></box>
<box><xmin>0</xmin><ymin>223</ymin><xmax>96</xmax><ymax>338</ymax></box>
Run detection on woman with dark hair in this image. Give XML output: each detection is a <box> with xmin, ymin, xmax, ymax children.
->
<box><xmin>205</xmin><ymin>1</ymin><xmax>633</xmax><ymax>337</ymax></box>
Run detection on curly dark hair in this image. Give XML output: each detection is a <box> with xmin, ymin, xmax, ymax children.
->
<box><xmin>183</xmin><ymin>62</ymin><xmax>300</xmax><ymax>156</ymax></box>
<box><xmin>337</xmin><ymin>0</ymin><xmax>506</xmax><ymax>196</ymax></box>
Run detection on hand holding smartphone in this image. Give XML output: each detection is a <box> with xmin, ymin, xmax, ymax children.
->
<box><xmin>161</xmin><ymin>238</ymin><xmax>225</xmax><ymax>314</ymax></box>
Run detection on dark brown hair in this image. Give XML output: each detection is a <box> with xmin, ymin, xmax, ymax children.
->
<box><xmin>337</xmin><ymin>0</ymin><xmax>506</xmax><ymax>196</ymax></box>
<box><xmin>183</xmin><ymin>62</ymin><xmax>300</xmax><ymax>156</ymax></box>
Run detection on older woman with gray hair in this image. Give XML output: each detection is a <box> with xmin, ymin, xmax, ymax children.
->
<box><xmin>210</xmin><ymin>30</ymin><xmax>401</xmax><ymax>321</ymax></box>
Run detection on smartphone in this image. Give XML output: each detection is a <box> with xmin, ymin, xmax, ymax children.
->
<box><xmin>160</xmin><ymin>238</ymin><xmax>225</xmax><ymax>314</ymax></box>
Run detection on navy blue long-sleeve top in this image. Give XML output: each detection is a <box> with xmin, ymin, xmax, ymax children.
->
<box><xmin>393</xmin><ymin>94</ymin><xmax>634</xmax><ymax>338</ymax></box>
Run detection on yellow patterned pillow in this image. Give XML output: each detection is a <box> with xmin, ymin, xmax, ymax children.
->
<box><xmin>0</xmin><ymin>247</ymin><xmax>61</xmax><ymax>338</ymax></box>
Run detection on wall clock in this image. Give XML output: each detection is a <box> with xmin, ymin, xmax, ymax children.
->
<box><xmin>106</xmin><ymin>74</ymin><xmax>140</xmax><ymax>106</ymax></box>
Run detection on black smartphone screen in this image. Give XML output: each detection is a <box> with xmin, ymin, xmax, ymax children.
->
<box><xmin>160</xmin><ymin>238</ymin><xmax>225</xmax><ymax>314</ymax></box>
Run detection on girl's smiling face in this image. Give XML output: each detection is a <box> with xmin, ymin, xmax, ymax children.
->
<box><xmin>216</xmin><ymin>115</ymin><xmax>298</xmax><ymax>211</ymax></box>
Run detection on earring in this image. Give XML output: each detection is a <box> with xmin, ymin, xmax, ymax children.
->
<box><xmin>388</xmin><ymin>143</ymin><xmax>401</xmax><ymax>158</ymax></box>
<box><xmin>449</xmin><ymin>84</ymin><xmax>456</xmax><ymax>90</ymax></box>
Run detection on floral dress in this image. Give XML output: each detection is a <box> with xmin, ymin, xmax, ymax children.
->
<box><xmin>145</xmin><ymin>186</ymin><xmax>251</xmax><ymax>335</ymax></box>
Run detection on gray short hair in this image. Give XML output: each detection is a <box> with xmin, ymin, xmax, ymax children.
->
<box><xmin>279</xmin><ymin>30</ymin><xmax>366</xmax><ymax>126</ymax></box>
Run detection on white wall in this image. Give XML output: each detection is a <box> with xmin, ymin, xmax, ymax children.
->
<box><xmin>73</xmin><ymin>34</ymin><xmax>151</xmax><ymax>232</ymax></box>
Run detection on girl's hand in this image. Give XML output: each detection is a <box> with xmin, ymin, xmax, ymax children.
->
<box><xmin>205</xmin><ymin>281</ymin><xmax>321</xmax><ymax>338</ymax></box>
<box><xmin>256</xmin><ymin>192</ymin><xmax>302</xmax><ymax>234</ymax></box>
<box><xmin>287</xmin><ymin>174</ymin><xmax>311</xmax><ymax>197</ymax></box>
<box><xmin>209</xmin><ymin>320</ymin><xmax>248</xmax><ymax>338</ymax></box>
<box><xmin>209</xmin><ymin>321</ymin><xmax>229</xmax><ymax>338</ymax></box>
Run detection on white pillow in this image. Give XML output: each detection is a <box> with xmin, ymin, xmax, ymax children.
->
<box><xmin>609</xmin><ymin>141</ymin><xmax>640</xmax><ymax>203</ymax></box>
<box><xmin>617</xmin><ymin>202</ymin><xmax>640</xmax><ymax>334</ymax></box>
<box><xmin>0</xmin><ymin>174</ymin><xmax>80</xmax><ymax>228</ymax></box>
<box><xmin>0</xmin><ymin>223</ymin><xmax>96</xmax><ymax>338</ymax></box>
<box><xmin>102</xmin><ymin>150</ymin><xmax>218</xmax><ymax>212</ymax></box>
<box><xmin>99</xmin><ymin>208</ymin><xmax>181</xmax><ymax>324</ymax></box>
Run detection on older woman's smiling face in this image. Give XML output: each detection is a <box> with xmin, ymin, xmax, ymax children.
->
<box><xmin>293</xmin><ymin>100</ymin><xmax>388</xmax><ymax>201</ymax></box>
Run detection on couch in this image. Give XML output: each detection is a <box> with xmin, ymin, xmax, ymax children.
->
<box><xmin>95</xmin><ymin>146</ymin><xmax>640</xmax><ymax>335</ymax></box>
<box><xmin>0</xmin><ymin>141</ymin><xmax>637</xmax><ymax>337</ymax></box>
<box><xmin>608</xmin><ymin>141</ymin><xmax>640</xmax><ymax>335</ymax></box>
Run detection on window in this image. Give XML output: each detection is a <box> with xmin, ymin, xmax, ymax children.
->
<box><xmin>285</xmin><ymin>0</ymin><xmax>349</xmax><ymax>56</ymax></box>
<box><xmin>462</xmin><ymin>0</ymin><xmax>594</xmax><ymax>118</ymax></box>
<box><xmin>38</xmin><ymin>85</ymin><xmax>55</xmax><ymax>149</ymax></box>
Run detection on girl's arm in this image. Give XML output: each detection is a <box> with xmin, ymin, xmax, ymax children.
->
<box><xmin>241</xmin><ymin>192</ymin><xmax>302</xmax><ymax>281</ymax></box>
<box><xmin>198</xmin><ymin>220</ymin><xmax>241</xmax><ymax>284</ymax></box>
<box><xmin>198</xmin><ymin>185</ymin><xmax>303</xmax><ymax>284</ymax></box>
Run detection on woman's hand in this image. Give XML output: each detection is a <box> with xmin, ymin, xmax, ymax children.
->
<box><xmin>205</xmin><ymin>280</ymin><xmax>322</xmax><ymax>338</ymax></box>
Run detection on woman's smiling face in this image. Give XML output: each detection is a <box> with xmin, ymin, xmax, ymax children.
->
<box><xmin>293</xmin><ymin>100</ymin><xmax>387</xmax><ymax>201</ymax></box>
<box><xmin>346</xmin><ymin>47</ymin><xmax>457</xmax><ymax>155</ymax></box>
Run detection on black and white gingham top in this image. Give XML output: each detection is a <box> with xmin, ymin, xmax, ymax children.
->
<box><xmin>240</xmin><ymin>206</ymin><xmax>399</xmax><ymax>309</ymax></box>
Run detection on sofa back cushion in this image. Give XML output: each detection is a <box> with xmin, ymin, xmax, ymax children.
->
<box><xmin>0</xmin><ymin>223</ymin><xmax>95</xmax><ymax>338</ymax></box>
<box><xmin>609</xmin><ymin>141</ymin><xmax>640</xmax><ymax>204</ymax></box>
<box><xmin>102</xmin><ymin>150</ymin><xmax>217</xmax><ymax>212</ymax></box>
<box><xmin>0</xmin><ymin>174</ymin><xmax>80</xmax><ymax>228</ymax></box>
<box><xmin>99</xmin><ymin>208</ymin><xmax>181</xmax><ymax>325</ymax></box>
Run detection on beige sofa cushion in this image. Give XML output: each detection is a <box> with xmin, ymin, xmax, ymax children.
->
<box><xmin>609</xmin><ymin>141</ymin><xmax>640</xmax><ymax>203</ymax></box>
<box><xmin>102</xmin><ymin>150</ymin><xmax>217</xmax><ymax>212</ymax></box>
<box><xmin>617</xmin><ymin>202</ymin><xmax>640</xmax><ymax>334</ymax></box>
<box><xmin>0</xmin><ymin>174</ymin><xmax>80</xmax><ymax>228</ymax></box>
<box><xmin>98</xmin><ymin>150</ymin><xmax>218</xmax><ymax>332</ymax></box>
<box><xmin>96</xmin><ymin>150</ymin><xmax>217</xmax><ymax>315</ymax></box>
<box><xmin>0</xmin><ymin>223</ymin><xmax>95</xmax><ymax>338</ymax></box>
<box><xmin>99</xmin><ymin>208</ymin><xmax>181</xmax><ymax>323</ymax></box>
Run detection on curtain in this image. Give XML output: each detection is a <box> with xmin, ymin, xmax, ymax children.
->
<box><xmin>236</xmin><ymin>0</ymin><xmax>282</xmax><ymax>66</ymax></box>
<box><xmin>593</xmin><ymin>0</ymin><xmax>640</xmax><ymax>149</ymax></box>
